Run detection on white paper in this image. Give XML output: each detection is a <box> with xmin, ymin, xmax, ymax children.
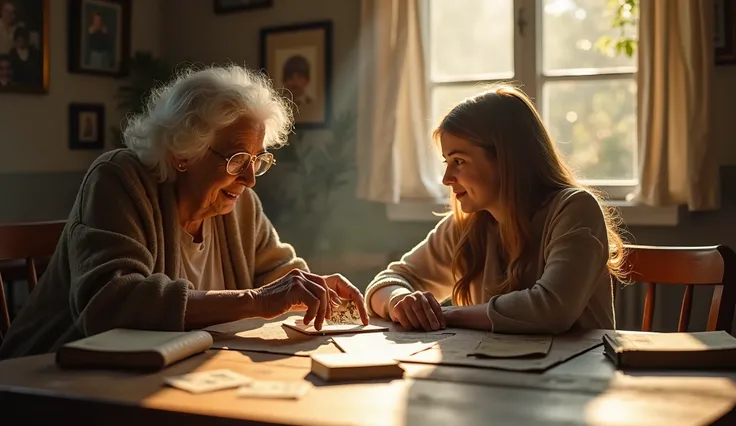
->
<box><xmin>165</xmin><ymin>369</ymin><xmax>253</xmax><ymax>394</ymax></box>
<box><xmin>237</xmin><ymin>380</ymin><xmax>311</xmax><ymax>399</ymax></box>
<box><xmin>396</xmin><ymin>330</ymin><xmax>605</xmax><ymax>372</ymax></box>
<box><xmin>332</xmin><ymin>332</ymin><xmax>454</xmax><ymax>359</ymax></box>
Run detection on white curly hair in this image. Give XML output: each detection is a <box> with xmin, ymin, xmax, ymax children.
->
<box><xmin>123</xmin><ymin>65</ymin><xmax>293</xmax><ymax>182</ymax></box>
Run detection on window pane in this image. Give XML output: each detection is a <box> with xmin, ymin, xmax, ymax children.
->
<box><xmin>429</xmin><ymin>0</ymin><xmax>513</xmax><ymax>80</ymax></box>
<box><xmin>542</xmin><ymin>0</ymin><xmax>636</xmax><ymax>72</ymax></box>
<box><xmin>431</xmin><ymin>84</ymin><xmax>490</xmax><ymax>129</ymax></box>
<box><xmin>543</xmin><ymin>79</ymin><xmax>637</xmax><ymax>181</ymax></box>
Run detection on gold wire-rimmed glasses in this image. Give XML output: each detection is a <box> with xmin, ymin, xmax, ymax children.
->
<box><xmin>208</xmin><ymin>148</ymin><xmax>276</xmax><ymax>176</ymax></box>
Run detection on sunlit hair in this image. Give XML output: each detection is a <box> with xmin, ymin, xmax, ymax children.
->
<box><xmin>434</xmin><ymin>83</ymin><xmax>627</xmax><ymax>306</ymax></box>
<box><xmin>123</xmin><ymin>64</ymin><xmax>293</xmax><ymax>182</ymax></box>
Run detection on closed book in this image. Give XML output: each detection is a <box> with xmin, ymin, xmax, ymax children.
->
<box><xmin>56</xmin><ymin>328</ymin><xmax>213</xmax><ymax>372</ymax></box>
<box><xmin>310</xmin><ymin>353</ymin><xmax>405</xmax><ymax>382</ymax></box>
<box><xmin>603</xmin><ymin>330</ymin><xmax>736</xmax><ymax>370</ymax></box>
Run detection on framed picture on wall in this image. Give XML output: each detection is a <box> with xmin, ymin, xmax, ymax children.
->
<box><xmin>214</xmin><ymin>0</ymin><xmax>273</xmax><ymax>14</ymax></box>
<box><xmin>260</xmin><ymin>21</ymin><xmax>332</xmax><ymax>129</ymax></box>
<box><xmin>68</xmin><ymin>0</ymin><xmax>131</xmax><ymax>77</ymax></box>
<box><xmin>69</xmin><ymin>103</ymin><xmax>105</xmax><ymax>150</ymax></box>
<box><xmin>715</xmin><ymin>0</ymin><xmax>736</xmax><ymax>65</ymax></box>
<box><xmin>0</xmin><ymin>0</ymin><xmax>49</xmax><ymax>94</ymax></box>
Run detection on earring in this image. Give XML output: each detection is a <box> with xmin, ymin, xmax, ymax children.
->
<box><xmin>176</xmin><ymin>163</ymin><xmax>187</xmax><ymax>172</ymax></box>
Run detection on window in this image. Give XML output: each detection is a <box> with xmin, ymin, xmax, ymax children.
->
<box><xmin>425</xmin><ymin>0</ymin><xmax>638</xmax><ymax>198</ymax></box>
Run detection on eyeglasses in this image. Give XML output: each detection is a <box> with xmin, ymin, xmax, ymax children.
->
<box><xmin>208</xmin><ymin>148</ymin><xmax>276</xmax><ymax>176</ymax></box>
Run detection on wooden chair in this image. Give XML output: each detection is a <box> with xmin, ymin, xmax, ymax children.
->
<box><xmin>0</xmin><ymin>221</ymin><xmax>66</xmax><ymax>336</ymax></box>
<box><xmin>622</xmin><ymin>244</ymin><xmax>736</xmax><ymax>333</ymax></box>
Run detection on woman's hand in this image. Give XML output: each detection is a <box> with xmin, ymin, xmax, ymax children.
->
<box><xmin>388</xmin><ymin>291</ymin><xmax>446</xmax><ymax>331</ymax></box>
<box><xmin>322</xmin><ymin>273</ymin><xmax>370</xmax><ymax>326</ymax></box>
<box><xmin>252</xmin><ymin>269</ymin><xmax>342</xmax><ymax>330</ymax></box>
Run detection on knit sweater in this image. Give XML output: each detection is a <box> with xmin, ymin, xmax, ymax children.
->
<box><xmin>365</xmin><ymin>188</ymin><xmax>615</xmax><ymax>334</ymax></box>
<box><xmin>0</xmin><ymin>149</ymin><xmax>306</xmax><ymax>359</ymax></box>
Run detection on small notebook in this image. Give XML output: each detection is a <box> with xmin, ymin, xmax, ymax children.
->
<box><xmin>56</xmin><ymin>328</ymin><xmax>213</xmax><ymax>371</ymax></box>
<box><xmin>283</xmin><ymin>319</ymin><xmax>388</xmax><ymax>336</ymax></box>
<box><xmin>603</xmin><ymin>330</ymin><xmax>736</xmax><ymax>369</ymax></box>
<box><xmin>310</xmin><ymin>353</ymin><xmax>404</xmax><ymax>382</ymax></box>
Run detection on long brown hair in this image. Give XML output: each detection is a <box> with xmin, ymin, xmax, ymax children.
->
<box><xmin>435</xmin><ymin>84</ymin><xmax>627</xmax><ymax>306</ymax></box>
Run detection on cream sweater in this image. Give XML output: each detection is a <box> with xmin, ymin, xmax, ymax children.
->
<box><xmin>365</xmin><ymin>188</ymin><xmax>615</xmax><ymax>334</ymax></box>
<box><xmin>0</xmin><ymin>149</ymin><xmax>306</xmax><ymax>359</ymax></box>
<box><xmin>179</xmin><ymin>217</ymin><xmax>226</xmax><ymax>291</ymax></box>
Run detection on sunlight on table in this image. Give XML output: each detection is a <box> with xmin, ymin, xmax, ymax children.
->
<box><xmin>584</xmin><ymin>376</ymin><xmax>736</xmax><ymax>425</ymax></box>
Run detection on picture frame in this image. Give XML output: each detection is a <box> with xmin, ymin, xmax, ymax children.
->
<box><xmin>69</xmin><ymin>103</ymin><xmax>105</xmax><ymax>150</ymax></box>
<box><xmin>260</xmin><ymin>21</ymin><xmax>332</xmax><ymax>129</ymax></box>
<box><xmin>68</xmin><ymin>0</ymin><xmax>131</xmax><ymax>77</ymax></box>
<box><xmin>0</xmin><ymin>0</ymin><xmax>50</xmax><ymax>94</ymax></box>
<box><xmin>214</xmin><ymin>0</ymin><xmax>273</xmax><ymax>14</ymax></box>
<box><xmin>715</xmin><ymin>0</ymin><xmax>736</xmax><ymax>65</ymax></box>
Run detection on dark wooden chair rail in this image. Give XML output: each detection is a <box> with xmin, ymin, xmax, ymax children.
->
<box><xmin>0</xmin><ymin>220</ymin><xmax>66</xmax><ymax>336</ymax></box>
<box><xmin>622</xmin><ymin>244</ymin><xmax>736</xmax><ymax>333</ymax></box>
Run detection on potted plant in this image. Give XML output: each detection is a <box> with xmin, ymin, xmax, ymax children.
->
<box><xmin>255</xmin><ymin>111</ymin><xmax>356</xmax><ymax>257</ymax></box>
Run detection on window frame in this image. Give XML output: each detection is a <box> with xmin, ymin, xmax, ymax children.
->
<box><xmin>391</xmin><ymin>0</ymin><xmax>677</xmax><ymax>226</ymax></box>
<box><xmin>422</xmin><ymin>0</ymin><xmax>639</xmax><ymax>201</ymax></box>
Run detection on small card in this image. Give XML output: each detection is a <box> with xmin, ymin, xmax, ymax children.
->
<box><xmin>328</xmin><ymin>299</ymin><xmax>362</xmax><ymax>325</ymax></box>
<box><xmin>283</xmin><ymin>319</ymin><xmax>388</xmax><ymax>336</ymax></box>
<box><xmin>165</xmin><ymin>369</ymin><xmax>253</xmax><ymax>394</ymax></box>
<box><xmin>469</xmin><ymin>333</ymin><xmax>553</xmax><ymax>358</ymax></box>
<box><xmin>237</xmin><ymin>380</ymin><xmax>311</xmax><ymax>399</ymax></box>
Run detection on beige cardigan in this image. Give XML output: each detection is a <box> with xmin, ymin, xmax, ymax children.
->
<box><xmin>365</xmin><ymin>188</ymin><xmax>615</xmax><ymax>334</ymax></box>
<box><xmin>0</xmin><ymin>149</ymin><xmax>306</xmax><ymax>359</ymax></box>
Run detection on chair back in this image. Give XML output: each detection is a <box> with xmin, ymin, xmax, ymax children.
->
<box><xmin>622</xmin><ymin>244</ymin><xmax>736</xmax><ymax>333</ymax></box>
<box><xmin>0</xmin><ymin>221</ymin><xmax>66</xmax><ymax>336</ymax></box>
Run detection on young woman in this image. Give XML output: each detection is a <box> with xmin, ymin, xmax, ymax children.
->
<box><xmin>365</xmin><ymin>84</ymin><xmax>627</xmax><ymax>334</ymax></box>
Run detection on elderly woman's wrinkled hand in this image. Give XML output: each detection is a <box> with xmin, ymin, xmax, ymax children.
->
<box><xmin>251</xmin><ymin>270</ymin><xmax>369</xmax><ymax>330</ymax></box>
<box><xmin>321</xmin><ymin>273</ymin><xmax>369</xmax><ymax>326</ymax></box>
<box><xmin>252</xmin><ymin>269</ymin><xmax>342</xmax><ymax>330</ymax></box>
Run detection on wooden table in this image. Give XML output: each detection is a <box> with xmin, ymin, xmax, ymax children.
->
<box><xmin>1</xmin><ymin>321</ymin><xmax>735</xmax><ymax>426</ymax></box>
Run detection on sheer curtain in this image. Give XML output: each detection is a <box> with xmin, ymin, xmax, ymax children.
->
<box><xmin>356</xmin><ymin>0</ymin><xmax>444</xmax><ymax>204</ymax></box>
<box><xmin>629</xmin><ymin>0</ymin><xmax>718</xmax><ymax>210</ymax></box>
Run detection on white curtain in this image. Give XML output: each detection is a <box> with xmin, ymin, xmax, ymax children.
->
<box><xmin>356</xmin><ymin>0</ymin><xmax>445</xmax><ymax>204</ymax></box>
<box><xmin>629</xmin><ymin>0</ymin><xmax>718</xmax><ymax>210</ymax></box>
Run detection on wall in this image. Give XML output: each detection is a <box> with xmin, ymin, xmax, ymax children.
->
<box><xmin>714</xmin><ymin>67</ymin><xmax>736</xmax><ymax>165</ymax></box>
<box><xmin>0</xmin><ymin>0</ymin><xmax>161</xmax><ymax>222</ymax></box>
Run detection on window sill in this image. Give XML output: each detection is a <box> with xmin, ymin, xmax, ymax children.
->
<box><xmin>386</xmin><ymin>200</ymin><xmax>679</xmax><ymax>227</ymax></box>
<box><xmin>605</xmin><ymin>201</ymin><xmax>679</xmax><ymax>227</ymax></box>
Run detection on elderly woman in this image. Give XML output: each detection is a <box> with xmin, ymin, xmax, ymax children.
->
<box><xmin>0</xmin><ymin>65</ymin><xmax>368</xmax><ymax>359</ymax></box>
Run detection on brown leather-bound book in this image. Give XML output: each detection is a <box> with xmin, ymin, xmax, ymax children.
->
<box><xmin>56</xmin><ymin>328</ymin><xmax>213</xmax><ymax>372</ymax></box>
<box><xmin>603</xmin><ymin>330</ymin><xmax>736</xmax><ymax>369</ymax></box>
<box><xmin>310</xmin><ymin>353</ymin><xmax>405</xmax><ymax>382</ymax></box>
